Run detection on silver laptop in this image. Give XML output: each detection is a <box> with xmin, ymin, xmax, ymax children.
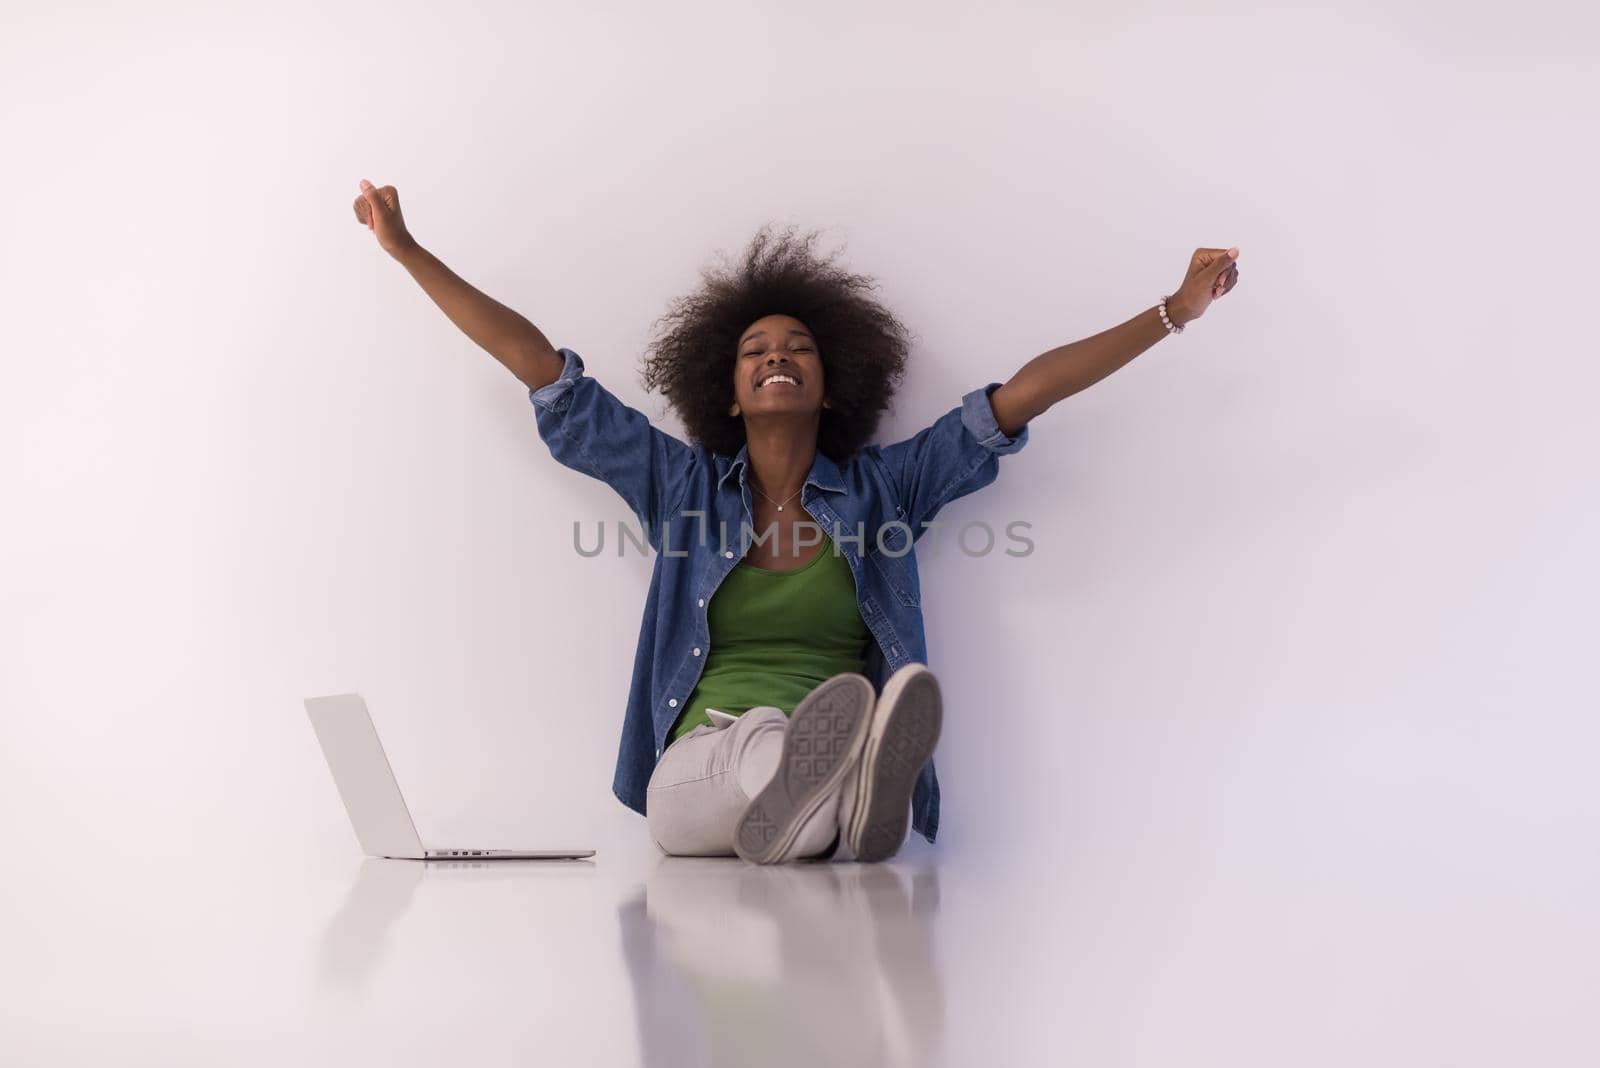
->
<box><xmin>305</xmin><ymin>693</ymin><xmax>595</xmax><ymax>860</ymax></box>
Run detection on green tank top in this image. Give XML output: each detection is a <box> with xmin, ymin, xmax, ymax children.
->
<box><xmin>668</xmin><ymin>532</ymin><xmax>871</xmax><ymax>744</ymax></box>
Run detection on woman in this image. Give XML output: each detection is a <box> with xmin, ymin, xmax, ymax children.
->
<box><xmin>352</xmin><ymin>178</ymin><xmax>1240</xmax><ymax>864</ymax></box>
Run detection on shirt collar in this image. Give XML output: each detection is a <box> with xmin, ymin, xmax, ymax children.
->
<box><xmin>717</xmin><ymin>442</ymin><xmax>846</xmax><ymax>495</ymax></box>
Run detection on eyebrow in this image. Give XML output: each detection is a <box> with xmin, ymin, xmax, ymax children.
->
<box><xmin>740</xmin><ymin>329</ymin><xmax>813</xmax><ymax>345</ymax></box>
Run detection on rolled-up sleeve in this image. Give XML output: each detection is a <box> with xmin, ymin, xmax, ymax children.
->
<box><xmin>874</xmin><ymin>381</ymin><xmax>1029</xmax><ymax>536</ymax></box>
<box><xmin>529</xmin><ymin>347</ymin><xmax>697</xmax><ymax>540</ymax></box>
<box><xmin>959</xmin><ymin>381</ymin><xmax>1029</xmax><ymax>456</ymax></box>
<box><xmin>527</xmin><ymin>344</ymin><xmax>588</xmax><ymax>416</ymax></box>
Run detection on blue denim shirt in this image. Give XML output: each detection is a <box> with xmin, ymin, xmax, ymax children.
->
<box><xmin>528</xmin><ymin>347</ymin><xmax>1028</xmax><ymax>842</ymax></box>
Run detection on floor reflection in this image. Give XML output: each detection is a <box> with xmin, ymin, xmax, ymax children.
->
<box><xmin>316</xmin><ymin>856</ymin><xmax>596</xmax><ymax>991</ymax></box>
<box><xmin>316</xmin><ymin>858</ymin><xmax>423</xmax><ymax>989</ymax></box>
<box><xmin>618</xmin><ymin>858</ymin><xmax>945</xmax><ymax>1068</ymax></box>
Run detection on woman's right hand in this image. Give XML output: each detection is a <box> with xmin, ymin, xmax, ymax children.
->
<box><xmin>353</xmin><ymin>178</ymin><xmax>415</xmax><ymax>256</ymax></box>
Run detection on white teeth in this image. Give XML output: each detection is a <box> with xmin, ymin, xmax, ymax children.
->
<box><xmin>760</xmin><ymin>374</ymin><xmax>797</xmax><ymax>388</ymax></box>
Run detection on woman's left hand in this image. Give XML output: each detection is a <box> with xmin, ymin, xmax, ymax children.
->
<box><xmin>1169</xmin><ymin>246</ymin><xmax>1240</xmax><ymax>326</ymax></box>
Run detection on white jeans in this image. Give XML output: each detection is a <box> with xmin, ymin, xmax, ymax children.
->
<box><xmin>646</xmin><ymin>705</ymin><xmax>883</xmax><ymax>861</ymax></box>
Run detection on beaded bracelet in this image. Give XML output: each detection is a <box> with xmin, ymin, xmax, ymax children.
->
<box><xmin>1158</xmin><ymin>294</ymin><xmax>1185</xmax><ymax>335</ymax></box>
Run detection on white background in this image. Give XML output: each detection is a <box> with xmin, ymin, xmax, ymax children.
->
<box><xmin>3</xmin><ymin>1</ymin><xmax>1597</xmax><ymax>1063</ymax></box>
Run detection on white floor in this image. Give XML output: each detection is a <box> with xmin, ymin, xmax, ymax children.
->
<box><xmin>3</xmin><ymin>805</ymin><xmax>1594</xmax><ymax>1067</ymax></box>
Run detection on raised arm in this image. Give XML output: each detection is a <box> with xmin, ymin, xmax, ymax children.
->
<box><xmin>987</xmin><ymin>246</ymin><xmax>1241</xmax><ymax>437</ymax></box>
<box><xmin>352</xmin><ymin>178</ymin><xmax>698</xmax><ymax>538</ymax></box>
<box><xmin>353</xmin><ymin>178</ymin><xmax>564</xmax><ymax>391</ymax></box>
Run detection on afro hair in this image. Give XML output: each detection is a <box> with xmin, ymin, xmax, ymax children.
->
<box><xmin>640</xmin><ymin>222</ymin><xmax>913</xmax><ymax>462</ymax></box>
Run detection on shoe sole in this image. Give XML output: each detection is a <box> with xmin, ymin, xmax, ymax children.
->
<box><xmin>847</xmin><ymin>666</ymin><xmax>942</xmax><ymax>863</ymax></box>
<box><xmin>734</xmin><ymin>674</ymin><xmax>874</xmax><ymax>865</ymax></box>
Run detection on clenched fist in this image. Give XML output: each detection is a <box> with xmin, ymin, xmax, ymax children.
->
<box><xmin>353</xmin><ymin>178</ymin><xmax>415</xmax><ymax>256</ymax></box>
<box><xmin>1167</xmin><ymin>246</ymin><xmax>1240</xmax><ymax>326</ymax></box>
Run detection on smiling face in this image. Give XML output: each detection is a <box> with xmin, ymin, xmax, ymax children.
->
<box><xmin>728</xmin><ymin>313</ymin><xmax>829</xmax><ymax>421</ymax></box>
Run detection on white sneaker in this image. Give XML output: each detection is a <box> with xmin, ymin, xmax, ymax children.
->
<box><xmin>843</xmin><ymin>663</ymin><xmax>942</xmax><ymax>863</ymax></box>
<box><xmin>734</xmin><ymin>673</ymin><xmax>875</xmax><ymax>865</ymax></box>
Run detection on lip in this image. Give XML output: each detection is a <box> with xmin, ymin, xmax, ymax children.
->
<box><xmin>756</xmin><ymin>372</ymin><xmax>801</xmax><ymax>390</ymax></box>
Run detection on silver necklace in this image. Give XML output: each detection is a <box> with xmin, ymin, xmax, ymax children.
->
<box><xmin>750</xmin><ymin>479</ymin><xmax>803</xmax><ymax>512</ymax></box>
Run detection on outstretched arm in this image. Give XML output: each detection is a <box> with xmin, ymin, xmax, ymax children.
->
<box><xmin>353</xmin><ymin>177</ymin><xmax>695</xmax><ymax>537</ymax></box>
<box><xmin>354</xmin><ymin>178</ymin><xmax>564</xmax><ymax>391</ymax></box>
<box><xmin>987</xmin><ymin>246</ymin><xmax>1241</xmax><ymax>437</ymax></box>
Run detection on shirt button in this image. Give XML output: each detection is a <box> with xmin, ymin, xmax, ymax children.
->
<box><xmin>668</xmin><ymin>698</ymin><xmax>678</xmax><ymax>708</ymax></box>
<box><xmin>724</xmin><ymin>550</ymin><xmax>734</xmax><ymax>559</ymax></box>
<box><xmin>697</xmin><ymin>598</ymin><xmax>705</xmax><ymax>608</ymax></box>
<box><xmin>693</xmin><ymin>647</ymin><xmax>701</xmax><ymax>656</ymax></box>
